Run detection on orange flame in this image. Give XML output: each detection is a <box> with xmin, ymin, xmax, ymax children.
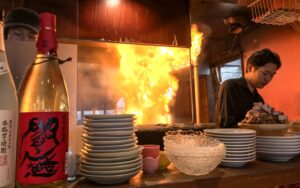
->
<box><xmin>191</xmin><ymin>24</ymin><xmax>204</xmax><ymax>63</ymax></box>
<box><xmin>115</xmin><ymin>45</ymin><xmax>189</xmax><ymax>124</ymax></box>
<box><xmin>116</xmin><ymin>26</ymin><xmax>203</xmax><ymax>125</ymax></box>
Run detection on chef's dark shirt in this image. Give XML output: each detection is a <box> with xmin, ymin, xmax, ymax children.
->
<box><xmin>215</xmin><ymin>77</ymin><xmax>264</xmax><ymax>128</ymax></box>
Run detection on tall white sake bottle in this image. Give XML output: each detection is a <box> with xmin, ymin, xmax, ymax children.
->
<box><xmin>0</xmin><ymin>21</ymin><xmax>18</xmax><ymax>188</ymax></box>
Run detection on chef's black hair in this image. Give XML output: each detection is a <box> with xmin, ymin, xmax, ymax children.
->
<box><xmin>4</xmin><ymin>7</ymin><xmax>40</xmax><ymax>39</ymax></box>
<box><xmin>247</xmin><ymin>48</ymin><xmax>281</xmax><ymax>69</ymax></box>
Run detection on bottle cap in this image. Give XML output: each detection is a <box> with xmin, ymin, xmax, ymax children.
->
<box><xmin>36</xmin><ymin>12</ymin><xmax>58</xmax><ymax>54</ymax></box>
<box><xmin>40</xmin><ymin>12</ymin><xmax>56</xmax><ymax>30</ymax></box>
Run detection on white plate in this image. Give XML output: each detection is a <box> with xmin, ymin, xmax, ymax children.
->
<box><xmin>83</xmin><ymin>130</ymin><xmax>134</xmax><ymax>137</ymax></box>
<box><xmin>204</xmin><ymin>128</ymin><xmax>256</xmax><ymax>135</ymax></box>
<box><xmin>83</xmin><ymin>142</ymin><xmax>137</xmax><ymax>150</ymax></box>
<box><xmin>81</xmin><ymin>133</ymin><xmax>135</xmax><ymax>141</ymax></box>
<box><xmin>225</xmin><ymin>143</ymin><xmax>256</xmax><ymax>149</ymax></box>
<box><xmin>256</xmin><ymin>138</ymin><xmax>300</xmax><ymax>144</ymax></box>
<box><xmin>80</xmin><ymin>164</ymin><xmax>142</xmax><ymax>175</ymax></box>
<box><xmin>84</xmin><ymin>122</ymin><xmax>133</xmax><ymax>128</ymax></box>
<box><xmin>80</xmin><ymin>153</ymin><xmax>140</xmax><ymax>163</ymax></box>
<box><xmin>256</xmin><ymin>140</ymin><xmax>300</xmax><ymax>146</ymax></box>
<box><xmin>84</xmin><ymin>114</ymin><xmax>135</xmax><ymax>119</ymax></box>
<box><xmin>224</xmin><ymin>155</ymin><xmax>256</xmax><ymax>161</ymax></box>
<box><xmin>84</xmin><ymin>117</ymin><xmax>135</xmax><ymax>123</ymax></box>
<box><xmin>83</xmin><ymin>126</ymin><xmax>134</xmax><ymax>132</ymax></box>
<box><xmin>226</xmin><ymin>147</ymin><xmax>256</xmax><ymax>152</ymax></box>
<box><xmin>256</xmin><ymin>148</ymin><xmax>300</xmax><ymax>153</ymax></box>
<box><xmin>80</xmin><ymin>155</ymin><xmax>142</xmax><ymax>166</ymax></box>
<box><xmin>81</xmin><ymin>169</ymin><xmax>141</xmax><ymax>184</ymax></box>
<box><xmin>256</xmin><ymin>143</ymin><xmax>300</xmax><ymax>149</ymax></box>
<box><xmin>212</xmin><ymin>136</ymin><xmax>256</xmax><ymax>142</ymax></box>
<box><xmin>222</xmin><ymin>156</ymin><xmax>256</xmax><ymax>162</ymax></box>
<box><xmin>80</xmin><ymin>145</ymin><xmax>143</xmax><ymax>158</ymax></box>
<box><xmin>223</xmin><ymin>142</ymin><xmax>256</xmax><ymax>147</ymax></box>
<box><xmin>205</xmin><ymin>133</ymin><xmax>256</xmax><ymax>138</ymax></box>
<box><xmin>211</xmin><ymin>136</ymin><xmax>256</xmax><ymax>141</ymax></box>
<box><xmin>257</xmin><ymin>150</ymin><xmax>300</xmax><ymax>155</ymax></box>
<box><xmin>225</xmin><ymin>151</ymin><xmax>256</xmax><ymax>158</ymax></box>
<box><xmin>215</xmin><ymin>138</ymin><xmax>256</xmax><ymax>145</ymax></box>
<box><xmin>80</xmin><ymin>160</ymin><xmax>142</xmax><ymax>171</ymax></box>
<box><xmin>257</xmin><ymin>135</ymin><xmax>300</xmax><ymax>140</ymax></box>
<box><xmin>220</xmin><ymin>158</ymin><xmax>255</xmax><ymax>168</ymax></box>
<box><xmin>218</xmin><ymin>140</ymin><xmax>256</xmax><ymax>145</ymax></box>
<box><xmin>257</xmin><ymin>152</ymin><xmax>298</xmax><ymax>162</ymax></box>
<box><xmin>226</xmin><ymin>148</ymin><xmax>256</xmax><ymax>154</ymax></box>
<box><xmin>82</xmin><ymin>137</ymin><xmax>136</xmax><ymax>145</ymax></box>
<box><xmin>83</xmin><ymin>144</ymin><xmax>140</xmax><ymax>153</ymax></box>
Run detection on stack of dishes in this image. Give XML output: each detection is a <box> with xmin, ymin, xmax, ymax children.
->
<box><xmin>203</xmin><ymin>128</ymin><xmax>256</xmax><ymax>168</ymax></box>
<box><xmin>256</xmin><ymin>135</ymin><xmax>300</xmax><ymax>162</ymax></box>
<box><xmin>79</xmin><ymin>114</ymin><xmax>143</xmax><ymax>184</ymax></box>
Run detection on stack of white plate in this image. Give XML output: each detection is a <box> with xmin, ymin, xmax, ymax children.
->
<box><xmin>256</xmin><ymin>135</ymin><xmax>300</xmax><ymax>162</ymax></box>
<box><xmin>203</xmin><ymin>128</ymin><xmax>256</xmax><ymax>168</ymax></box>
<box><xmin>79</xmin><ymin>114</ymin><xmax>143</xmax><ymax>184</ymax></box>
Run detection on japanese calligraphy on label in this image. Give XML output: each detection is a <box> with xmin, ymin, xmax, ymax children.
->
<box><xmin>17</xmin><ymin>112</ymin><xmax>69</xmax><ymax>184</ymax></box>
<box><xmin>0</xmin><ymin>110</ymin><xmax>16</xmax><ymax>187</ymax></box>
<box><xmin>0</xmin><ymin>61</ymin><xmax>8</xmax><ymax>75</ymax></box>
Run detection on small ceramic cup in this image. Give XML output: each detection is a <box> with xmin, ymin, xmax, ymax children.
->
<box><xmin>143</xmin><ymin>156</ymin><xmax>160</xmax><ymax>174</ymax></box>
<box><xmin>141</xmin><ymin>145</ymin><xmax>160</xmax><ymax>159</ymax></box>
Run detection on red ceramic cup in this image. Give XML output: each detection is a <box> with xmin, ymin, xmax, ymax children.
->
<box><xmin>141</xmin><ymin>145</ymin><xmax>160</xmax><ymax>159</ymax></box>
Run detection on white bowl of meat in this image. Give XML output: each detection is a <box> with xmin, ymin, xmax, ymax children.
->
<box><xmin>238</xmin><ymin>102</ymin><xmax>289</xmax><ymax>136</ymax></box>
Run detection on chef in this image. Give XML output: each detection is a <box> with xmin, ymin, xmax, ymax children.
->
<box><xmin>4</xmin><ymin>7</ymin><xmax>40</xmax><ymax>90</ymax></box>
<box><xmin>4</xmin><ymin>7</ymin><xmax>39</xmax><ymax>41</ymax></box>
<box><xmin>215</xmin><ymin>48</ymin><xmax>282</xmax><ymax>128</ymax></box>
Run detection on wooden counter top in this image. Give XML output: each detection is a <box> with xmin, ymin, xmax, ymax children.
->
<box><xmin>68</xmin><ymin>156</ymin><xmax>300</xmax><ymax>188</ymax></box>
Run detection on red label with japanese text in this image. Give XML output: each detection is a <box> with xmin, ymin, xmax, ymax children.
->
<box><xmin>17</xmin><ymin>112</ymin><xmax>68</xmax><ymax>184</ymax></box>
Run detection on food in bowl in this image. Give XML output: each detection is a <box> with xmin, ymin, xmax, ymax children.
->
<box><xmin>163</xmin><ymin>130</ymin><xmax>225</xmax><ymax>176</ymax></box>
<box><xmin>241</xmin><ymin>102</ymin><xmax>288</xmax><ymax>124</ymax></box>
<box><xmin>238</xmin><ymin>102</ymin><xmax>289</xmax><ymax>136</ymax></box>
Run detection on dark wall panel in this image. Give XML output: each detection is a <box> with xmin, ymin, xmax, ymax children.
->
<box><xmin>0</xmin><ymin>0</ymin><xmax>13</xmax><ymax>21</ymax></box>
<box><xmin>1</xmin><ymin>0</ymin><xmax>191</xmax><ymax>47</ymax></box>
<box><xmin>78</xmin><ymin>0</ymin><xmax>191</xmax><ymax>47</ymax></box>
